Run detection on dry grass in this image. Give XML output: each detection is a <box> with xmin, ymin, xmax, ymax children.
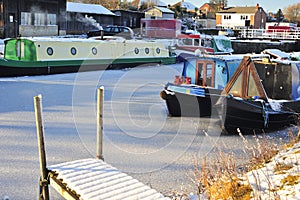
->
<box><xmin>191</xmin><ymin>128</ymin><xmax>300</xmax><ymax>200</ymax></box>
<box><xmin>192</xmin><ymin>147</ymin><xmax>253</xmax><ymax>199</ymax></box>
<box><xmin>280</xmin><ymin>175</ymin><xmax>300</xmax><ymax>189</ymax></box>
<box><xmin>274</xmin><ymin>163</ymin><xmax>294</xmax><ymax>174</ymax></box>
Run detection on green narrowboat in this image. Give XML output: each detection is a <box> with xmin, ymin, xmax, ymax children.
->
<box><xmin>0</xmin><ymin>37</ymin><xmax>176</xmax><ymax>77</ymax></box>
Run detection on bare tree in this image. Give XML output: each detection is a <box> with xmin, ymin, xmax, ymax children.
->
<box><xmin>98</xmin><ymin>0</ymin><xmax>120</xmax><ymax>9</ymax></box>
<box><xmin>209</xmin><ymin>0</ymin><xmax>228</xmax><ymax>10</ymax></box>
<box><xmin>284</xmin><ymin>2</ymin><xmax>300</xmax><ymax>23</ymax></box>
<box><xmin>275</xmin><ymin>9</ymin><xmax>284</xmax><ymax>22</ymax></box>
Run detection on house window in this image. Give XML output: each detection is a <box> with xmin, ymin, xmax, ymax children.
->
<box><xmin>224</xmin><ymin>15</ymin><xmax>231</xmax><ymax>20</ymax></box>
<box><xmin>21</xmin><ymin>12</ymin><xmax>32</xmax><ymax>25</ymax></box>
<box><xmin>21</xmin><ymin>12</ymin><xmax>56</xmax><ymax>26</ymax></box>
<box><xmin>34</xmin><ymin>13</ymin><xmax>46</xmax><ymax>25</ymax></box>
<box><xmin>47</xmin><ymin>14</ymin><xmax>56</xmax><ymax>25</ymax></box>
<box><xmin>240</xmin><ymin>15</ymin><xmax>248</xmax><ymax>20</ymax></box>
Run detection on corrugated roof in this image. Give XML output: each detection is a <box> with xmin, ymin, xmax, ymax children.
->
<box><xmin>67</xmin><ymin>2</ymin><xmax>115</xmax><ymax>16</ymax></box>
<box><xmin>154</xmin><ymin>6</ymin><xmax>175</xmax><ymax>14</ymax></box>
<box><xmin>48</xmin><ymin>158</ymin><xmax>170</xmax><ymax>200</ymax></box>
<box><xmin>219</xmin><ymin>6</ymin><xmax>259</xmax><ymax>14</ymax></box>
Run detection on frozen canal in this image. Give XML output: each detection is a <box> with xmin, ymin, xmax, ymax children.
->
<box><xmin>0</xmin><ymin>63</ymin><xmax>296</xmax><ymax>199</ymax></box>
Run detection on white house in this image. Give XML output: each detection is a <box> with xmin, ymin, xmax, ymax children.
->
<box><xmin>216</xmin><ymin>4</ymin><xmax>267</xmax><ymax>29</ymax></box>
<box><xmin>144</xmin><ymin>6</ymin><xmax>175</xmax><ymax>19</ymax></box>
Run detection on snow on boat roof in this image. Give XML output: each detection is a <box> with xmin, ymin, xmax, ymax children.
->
<box><xmin>262</xmin><ymin>49</ymin><xmax>291</xmax><ymax>59</ymax></box>
<box><xmin>48</xmin><ymin>158</ymin><xmax>169</xmax><ymax>200</ymax></box>
<box><xmin>192</xmin><ymin>53</ymin><xmax>269</xmax><ymax>61</ymax></box>
<box><xmin>7</xmin><ymin>37</ymin><xmax>102</xmax><ymax>43</ymax></box>
<box><xmin>67</xmin><ymin>2</ymin><xmax>115</xmax><ymax>16</ymax></box>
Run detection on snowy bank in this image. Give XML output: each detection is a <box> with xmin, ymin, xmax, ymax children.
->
<box><xmin>247</xmin><ymin>141</ymin><xmax>300</xmax><ymax>199</ymax></box>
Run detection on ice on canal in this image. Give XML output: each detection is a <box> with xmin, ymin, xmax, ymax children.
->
<box><xmin>0</xmin><ymin>63</ymin><xmax>295</xmax><ymax>199</ymax></box>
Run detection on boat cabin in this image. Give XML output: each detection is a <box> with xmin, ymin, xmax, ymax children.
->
<box><xmin>177</xmin><ymin>34</ymin><xmax>214</xmax><ymax>54</ymax></box>
<box><xmin>176</xmin><ymin>34</ymin><xmax>233</xmax><ymax>55</ymax></box>
<box><xmin>222</xmin><ymin>57</ymin><xmax>300</xmax><ymax>101</ymax></box>
<box><xmin>3</xmin><ymin>37</ymin><xmax>172</xmax><ymax>62</ymax></box>
<box><xmin>177</xmin><ymin>56</ymin><xmax>244</xmax><ymax>90</ymax></box>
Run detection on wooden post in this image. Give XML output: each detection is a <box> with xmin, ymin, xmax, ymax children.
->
<box><xmin>34</xmin><ymin>95</ymin><xmax>50</xmax><ymax>200</ymax></box>
<box><xmin>96</xmin><ymin>87</ymin><xmax>104</xmax><ymax>160</ymax></box>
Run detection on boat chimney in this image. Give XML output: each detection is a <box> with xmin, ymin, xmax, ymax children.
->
<box><xmin>256</xmin><ymin>3</ymin><xmax>259</xmax><ymax>9</ymax></box>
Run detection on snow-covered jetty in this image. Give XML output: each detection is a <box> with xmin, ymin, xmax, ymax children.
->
<box><xmin>34</xmin><ymin>88</ymin><xmax>169</xmax><ymax>200</ymax></box>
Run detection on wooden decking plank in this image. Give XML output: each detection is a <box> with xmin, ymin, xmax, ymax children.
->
<box><xmin>48</xmin><ymin>158</ymin><xmax>169</xmax><ymax>200</ymax></box>
<box><xmin>49</xmin><ymin>172</ymin><xmax>80</xmax><ymax>200</ymax></box>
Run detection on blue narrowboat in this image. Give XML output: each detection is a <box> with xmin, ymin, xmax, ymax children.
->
<box><xmin>160</xmin><ymin>54</ymin><xmax>250</xmax><ymax>117</ymax></box>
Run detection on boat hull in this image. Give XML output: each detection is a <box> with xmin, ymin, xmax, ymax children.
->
<box><xmin>220</xmin><ymin>97</ymin><xmax>300</xmax><ymax>131</ymax></box>
<box><xmin>161</xmin><ymin>87</ymin><xmax>222</xmax><ymax>117</ymax></box>
<box><xmin>0</xmin><ymin>57</ymin><xmax>176</xmax><ymax>77</ymax></box>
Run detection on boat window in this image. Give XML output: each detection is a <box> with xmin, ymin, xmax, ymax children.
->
<box><xmin>197</xmin><ymin>63</ymin><xmax>204</xmax><ymax>85</ymax></box>
<box><xmin>215</xmin><ymin>63</ymin><xmax>228</xmax><ymax>89</ymax></box>
<box><xmin>201</xmin><ymin>39</ymin><xmax>204</xmax><ymax>46</ymax></box>
<box><xmin>228</xmin><ymin>73</ymin><xmax>243</xmax><ymax>97</ymax></box>
<box><xmin>92</xmin><ymin>47</ymin><xmax>97</xmax><ymax>55</ymax></box>
<box><xmin>203</xmin><ymin>39</ymin><xmax>212</xmax><ymax>47</ymax></box>
<box><xmin>47</xmin><ymin>47</ymin><xmax>53</xmax><ymax>56</ymax></box>
<box><xmin>183</xmin><ymin>39</ymin><xmax>192</xmax><ymax>45</ymax></box>
<box><xmin>194</xmin><ymin>39</ymin><xmax>199</xmax><ymax>46</ymax></box>
<box><xmin>156</xmin><ymin>48</ymin><xmax>160</xmax><ymax>54</ymax></box>
<box><xmin>70</xmin><ymin>47</ymin><xmax>77</xmax><ymax>55</ymax></box>
<box><xmin>248</xmin><ymin>73</ymin><xmax>260</xmax><ymax>97</ymax></box>
<box><xmin>206</xmin><ymin>63</ymin><xmax>214</xmax><ymax>87</ymax></box>
<box><xmin>134</xmin><ymin>48</ymin><xmax>139</xmax><ymax>54</ymax></box>
<box><xmin>145</xmin><ymin>48</ymin><xmax>149</xmax><ymax>54</ymax></box>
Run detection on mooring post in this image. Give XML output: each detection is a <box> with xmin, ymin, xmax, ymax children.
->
<box><xmin>34</xmin><ymin>95</ymin><xmax>50</xmax><ymax>200</ymax></box>
<box><xmin>96</xmin><ymin>87</ymin><xmax>104</xmax><ymax>160</ymax></box>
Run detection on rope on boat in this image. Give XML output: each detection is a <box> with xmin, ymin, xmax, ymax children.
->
<box><xmin>261</xmin><ymin>100</ymin><xmax>269</xmax><ymax>128</ymax></box>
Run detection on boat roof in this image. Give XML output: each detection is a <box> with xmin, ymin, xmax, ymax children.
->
<box><xmin>183</xmin><ymin>53</ymin><xmax>270</xmax><ymax>62</ymax></box>
<box><xmin>261</xmin><ymin>49</ymin><xmax>291</xmax><ymax>60</ymax></box>
<box><xmin>5</xmin><ymin>37</ymin><xmax>102</xmax><ymax>43</ymax></box>
<box><xmin>177</xmin><ymin>34</ymin><xmax>212</xmax><ymax>39</ymax></box>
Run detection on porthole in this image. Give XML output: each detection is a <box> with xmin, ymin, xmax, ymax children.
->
<box><xmin>70</xmin><ymin>47</ymin><xmax>77</xmax><ymax>55</ymax></box>
<box><xmin>156</xmin><ymin>48</ymin><xmax>160</xmax><ymax>54</ymax></box>
<box><xmin>47</xmin><ymin>47</ymin><xmax>53</xmax><ymax>56</ymax></box>
<box><xmin>145</xmin><ymin>48</ymin><xmax>149</xmax><ymax>54</ymax></box>
<box><xmin>134</xmin><ymin>48</ymin><xmax>139</xmax><ymax>54</ymax></box>
<box><xmin>92</xmin><ymin>47</ymin><xmax>97</xmax><ymax>55</ymax></box>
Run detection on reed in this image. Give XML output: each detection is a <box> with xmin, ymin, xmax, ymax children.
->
<box><xmin>191</xmin><ymin>127</ymin><xmax>300</xmax><ymax>199</ymax></box>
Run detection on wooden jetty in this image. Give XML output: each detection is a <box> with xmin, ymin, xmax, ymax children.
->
<box><xmin>34</xmin><ymin>88</ymin><xmax>169</xmax><ymax>200</ymax></box>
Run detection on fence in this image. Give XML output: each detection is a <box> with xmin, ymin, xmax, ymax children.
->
<box><xmin>239</xmin><ymin>29</ymin><xmax>300</xmax><ymax>40</ymax></box>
